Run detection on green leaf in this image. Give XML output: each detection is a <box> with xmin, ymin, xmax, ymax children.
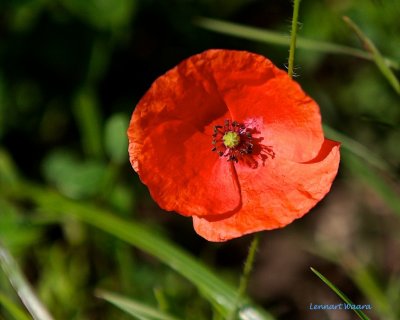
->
<box><xmin>42</xmin><ymin>149</ymin><xmax>107</xmax><ymax>199</ymax></box>
<box><xmin>194</xmin><ymin>17</ymin><xmax>399</xmax><ymax>70</ymax></box>
<box><xmin>310</xmin><ymin>267</ymin><xmax>370</xmax><ymax>320</ymax></box>
<box><xmin>343</xmin><ymin>16</ymin><xmax>400</xmax><ymax>94</ymax></box>
<box><xmin>0</xmin><ymin>292</ymin><xmax>31</xmax><ymax>320</ymax></box>
<box><xmin>13</xmin><ymin>182</ymin><xmax>276</xmax><ymax>320</ymax></box>
<box><xmin>96</xmin><ymin>290</ymin><xmax>182</xmax><ymax>320</ymax></box>
<box><xmin>105</xmin><ymin>113</ymin><xmax>129</xmax><ymax>164</ymax></box>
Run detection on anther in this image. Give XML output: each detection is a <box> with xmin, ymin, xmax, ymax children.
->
<box><xmin>211</xmin><ymin>119</ymin><xmax>255</xmax><ymax>163</ymax></box>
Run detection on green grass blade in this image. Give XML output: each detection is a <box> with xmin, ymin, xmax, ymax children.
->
<box><xmin>194</xmin><ymin>17</ymin><xmax>399</xmax><ymax>70</ymax></box>
<box><xmin>307</xmin><ymin>226</ymin><xmax>397</xmax><ymax>319</ymax></box>
<box><xmin>324</xmin><ymin>127</ymin><xmax>400</xmax><ymax>219</ymax></box>
<box><xmin>13</xmin><ymin>182</ymin><xmax>275</xmax><ymax>320</ymax></box>
<box><xmin>0</xmin><ymin>292</ymin><xmax>31</xmax><ymax>320</ymax></box>
<box><xmin>96</xmin><ymin>290</ymin><xmax>182</xmax><ymax>320</ymax></box>
<box><xmin>324</xmin><ymin>126</ymin><xmax>400</xmax><ymax>221</ymax></box>
<box><xmin>310</xmin><ymin>267</ymin><xmax>370</xmax><ymax>320</ymax></box>
<box><xmin>153</xmin><ymin>287</ymin><xmax>169</xmax><ymax>314</ymax></box>
<box><xmin>73</xmin><ymin>88</ymin><xmax>104</xmax><ymax>159</ymax></box>
<box><xmin>306</xmin><ymin>247</ymin><xmax>395</xmax><ymax>320</ymax></box>
<box><xmin>343</xmin><ymin>150</ymin><xmax>400</xmax><ymax>216</ymax></box>
<box><xmin>323</xmin><ymin>124</ymin><xmax>390</xmax><ymax>172</ymax></box>
<box><xmin>343</xmin><ymin>16</ymin><xmax>400</xmax><ymax>94</ymax></box>
<box><xmin>0</xmin><ymin>241</ymin><xmax>54</xmax><ymax>320</ymax></box>
<box><xmin>350</xmin><ymin>266</ymin><xmax>392</xmax><ymax>319</ymax></box>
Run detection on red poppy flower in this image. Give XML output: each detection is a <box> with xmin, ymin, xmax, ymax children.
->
<box><xmin>127</xmin><ymin>49</ymin><xmax>340</xmax><ymax>242</ymax></box>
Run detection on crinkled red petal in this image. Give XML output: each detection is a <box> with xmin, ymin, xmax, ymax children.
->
<box><xmin>192</xmin><ymin>139</ymin><xmax>340</xmax><ymax>241</ymax></box>
<box><xmin>127</xmin><ymin>50</ymin><xmax>229</xmax><ymax>172</ymax></box>
<box><xmin>128</xmin><ymin>49</ymin><xmax>340</xmax><ymax>237</ymax></box>
<box><xmin>133</xmin><ymin>119</ymin><xmax>241</xmax><ymax>216</ymax></box>
<box><xmin>200</xmin><ymin>50</ymin><xmax>324</xmax><ymax>162</ymax></box>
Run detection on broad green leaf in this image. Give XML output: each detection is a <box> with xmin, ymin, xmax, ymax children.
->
<box><xmin>310</xmin><ymin>267</ymin><xmax>370</xmax><ymax>320</ymax></box>
<box><xmin>343</xmin><ymin>16</ymin><xmax>400</xmax><ymax>94</ymax></box>
<box><xmin>13</xmin><ymin>182</ymin><xmax>276</xmax><ymax>320</ymax></box>
<box><xmin>194</xmin><ymin>17</ymin><xmax>399</xmax><ymax>70</ymax></box>
<box><xmin>97</xmin><ymin>290</ymin><xmax>181</xmax><ymax>320</ymax></box>
<box><xmin>42</xmin><ymin>149</ymin><xmax>107</xmax><ymax>199</ymax></box>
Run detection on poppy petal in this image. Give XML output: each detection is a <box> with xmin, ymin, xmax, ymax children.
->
<box><xmin>133</xmin><ymin>119</ymin><xmax>241</xmax><ymax>217</ymax></box>
<box><xmin>128</xmin><ymin>49</ymin><xmax>341</xmax><ymax>241</ymax></box>
<box><xmin>192</xmin><ymin>139</ymin><xmax>340</xmax><ymax>241</ymax></box>
<box><xmin>204</xmin><ymin>49</ymin><xmax>324</xmax><ymax>162</ymax></box>
<box><xmin>127</xmin><ymin>50</ymin><xmax>229</xmax><ymax>172</ymax></box>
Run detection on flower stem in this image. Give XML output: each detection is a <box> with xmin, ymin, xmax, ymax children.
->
<box><xmin>288</xmin><ymin>0</ymin><xmax>301</xmax><ymax>78</ymax></box>
<box><xmin>228</xmin><ymin>233</ymin><xmax>261</xmax><ymax>320</ymax></box>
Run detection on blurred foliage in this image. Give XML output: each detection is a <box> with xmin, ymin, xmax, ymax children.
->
<box><xmin>0</xmin><ymin>0</ymin><xmax>400</xmax><ymax>320</ymax></box>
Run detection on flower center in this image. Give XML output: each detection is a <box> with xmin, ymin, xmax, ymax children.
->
<box><xmin>211</xmin><ymin>120</ymin><xmax>253</xmax><ymax>162</ymax></box>
<box><xmin>223</xmin><ymin>131</ymin><xmax>240</xmax><ymax>148</ymax></box>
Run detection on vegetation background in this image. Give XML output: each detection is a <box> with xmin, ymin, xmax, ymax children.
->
<box><xmin>0</xmin><ymin>0</ymin><xmax>399</xmax><ymax>319</ymax></box>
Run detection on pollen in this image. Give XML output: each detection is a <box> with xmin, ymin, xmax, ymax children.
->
<box><xmin>211</xmin><ymin>119</ymin><xmax>254</xmax><ymax>163</ymax></box>
<box><xmin>223</xmin><ymin>131</ymin><xmax>240</xmax><ymax>148</ymax></box>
